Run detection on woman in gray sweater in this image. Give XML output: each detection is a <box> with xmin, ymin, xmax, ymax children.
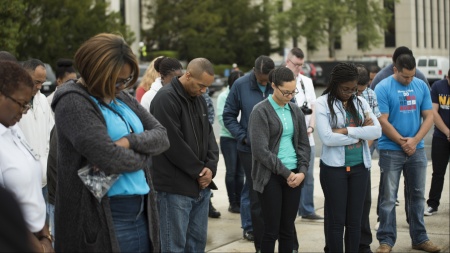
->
<box><xmin>51</xmin><ymin>33</ymin><xmax>169</xmax><ymax>252</ymax></box>
<box><xmin>248</xmin><ymin>67</ymin><xmax>310</xmax><ymax>252</ymax></box>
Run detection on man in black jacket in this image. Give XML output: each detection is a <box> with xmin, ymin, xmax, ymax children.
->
<box><xmin>150</xmin><ymin>58</ymin><xmax>219</xmax><ymax>252</ymax></box>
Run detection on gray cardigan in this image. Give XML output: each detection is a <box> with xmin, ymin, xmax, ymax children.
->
<box><xmin>248</xmin><ymin>99</ymin><xmax>310</xmax><ymax>193</ymax></box>
<box><xmin>51</xmin><ymin>80</ymin><xmax>169</xmax><ymax>252</ymax></box>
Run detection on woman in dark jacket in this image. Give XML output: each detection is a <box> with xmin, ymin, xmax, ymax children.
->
<box><xmin>248</xmin><ymin>67</ymin><xmax>310</xmax><ymax>252</ymax></box>
<box><xmin>52</xmin><ymin>33</ymin><xmax>169</xmax><ymax>252</ymax></box>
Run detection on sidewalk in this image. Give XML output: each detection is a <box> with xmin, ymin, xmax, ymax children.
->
<box><xmin>205</xmin><ymin>156</ymin><xmax>450</xmax><ymax>252</ymax></box>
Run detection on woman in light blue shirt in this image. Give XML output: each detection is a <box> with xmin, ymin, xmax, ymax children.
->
<box><xmin>315</xmin><ymin>63</ymin><xmax>381</xmax><ymax>252</ymax></box>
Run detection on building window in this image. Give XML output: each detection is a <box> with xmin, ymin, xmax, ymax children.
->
<box><xmin>423</xmin><ymin>0</ymin><xmax>427</xmax><ymax>48</ymax></box>
<box><xmin>384</xmin><ymin>0</ymin><xmax>396</xmax><ymax>47</ymax></box>
<box><xmin>334</xmin><ymin>36</ymin><xmax>342</xmax><ymax>50</ymax></box>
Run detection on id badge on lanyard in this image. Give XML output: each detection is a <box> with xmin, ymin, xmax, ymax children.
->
<box><xmin>14</xmin><ymin>134</ymin><xmax>40</xmax><ymax>161</ymax></box>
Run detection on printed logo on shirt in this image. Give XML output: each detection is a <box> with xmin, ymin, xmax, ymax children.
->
<box><xmin>398</xmin><ymin>89</ymin><xmax>416</xmax><ymax>112</ymax></box>
<box><xmin>438</xmin><ymin>94</ymin><xmax>450</xmax><ymax>110</ymax></box>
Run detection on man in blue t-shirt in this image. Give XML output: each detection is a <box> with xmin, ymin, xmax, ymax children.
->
<box><xmin>424</xmin><ymin>69</ymin><xmax>450</xmax><ymax>216</ymax></box>
<box><xmin>374</xmin><ymin>54</ymin><xmax>441</xmax><ymax>253</ymax></box>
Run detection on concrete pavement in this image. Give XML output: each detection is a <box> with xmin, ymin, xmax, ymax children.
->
<box><xmin>205</xmin><ymin>156</ymin><xmax>449</xmax><ymax>252</ymax></box>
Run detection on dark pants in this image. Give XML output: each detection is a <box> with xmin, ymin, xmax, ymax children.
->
<box><xmin>239</xmin><ymin>151</ymin><xmax>264</xmax><ymax>251</ymax></box>
<box><xmin>427</xmin><ymin>136</ymin><xmax>450</xmax><ymax>210</ymax></box>
<box><xmin>357</xmin><ymin>171</ymin><xmax>372</xmax><ymax>252</ymax></box>
<box><xmin>321</xmin><ymin>162</ymin><xmax>369</xmax><ymax>253</ymax></box>
<box><xmin>221</xmin><ymin>137</ymin><xmax>244</xmax><ymax>205</ymax></box>
<box><xmin>110</xmin><ymin>195</ymin><xmax>152</xmax><ymax>253</ymax></box>
<box><xmin>258</xmin><ymin>171</ymin><xmax>301</xmax><ymax>253</ymax></box>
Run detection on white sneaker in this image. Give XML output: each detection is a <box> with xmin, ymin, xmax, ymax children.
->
<box><xmin>374</xmin><ymin>221</ymin><xmax>380</xmax><ymax>231</ymax></box>
<box><xmin>424</xmin><ymin>206</ymin><xmax>437</xmax><ymax>216</ymax></box>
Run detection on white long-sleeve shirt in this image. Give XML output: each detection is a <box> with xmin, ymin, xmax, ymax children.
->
<box><xmin>18</xmin><ymin>91</ymin><xmax>54</xmax><ymax>187</ymax></box>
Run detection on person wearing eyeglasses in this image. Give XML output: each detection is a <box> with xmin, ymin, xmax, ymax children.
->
<box><xmin>0</xmin><ymin>61</ymin><xmax>53</xmax><ymax>253</ymax></box>
<box><xmin>248</xmin><ymin>66</ymin><xmax>310</xmax><ymax>253</ymax></box>
<box><xmin>51</xmin><ymin>33</ymin><xmax>170</xmax><ymax>252</ymax></box>
<box><xmin>316</xmin><ymin>62</ymin><xmax>381</xmax><ymax>252</ymax></box>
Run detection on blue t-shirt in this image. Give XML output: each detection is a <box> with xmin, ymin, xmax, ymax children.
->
<box><xmin>430</xmin><ymin>79</ymin><xmax>450</xmax><ymax>140</ymax></box>
<box><xmin>375</xmin><ymin>76</ymin><xmax>433</xmax><ymax>150</ymax></box>
<box><xmin>268</xmin><ymin>96</ymin><xmax>297</xmax><ymax>170</ymax></box>
<box><xmin>91</xmin><ymin>97</ymin><xmax>150</xmax><ymax>197</ymax></box>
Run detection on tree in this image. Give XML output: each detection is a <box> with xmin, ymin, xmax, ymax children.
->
<box><xmin>0</xmin><ymin>0</ymin><xmax>27</xmax><ymax>55</ymax></box>
<box><xmin>273</xmin><ymin>0</ymin><xmax>395</xmax><ymax>59</ymax></box>
<box><xmin>143</xmin><ymin>0</ymin><xmax>272</xmax><ymax>67</ymax></box>
<box><xmin>12</xmin><ymin>0</ymin><xmax>134</xmax><ymax>67</ymax></box>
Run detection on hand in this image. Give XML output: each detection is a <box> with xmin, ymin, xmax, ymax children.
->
<box><xmin>115</xmin><ymin>137</ymin><xmax>130</xmax><ymax>149</ymax></box>
<box><xmin>40</xmin><ymin>238</ymin><xmax>54</xmax><ymax>253</ymax></box>
<box><xmin>287</xmin><ymin>173</ymin><xmax>305</xmax><ymax>188</ymax></box>
<box><xmin>307</xmin><ymin>127</ymin><xmax>313</xmax><ymax>137</ymax></box>
<box><xmin>362</xmin><ymin>117</ymin><xmax>374</xmax><ymax>126</ymax></box>
<box><xmin>197</xmin><ymin>167</ymin><xmax>212</xmax><ymax>189</ymax></box>
<box><xmin>400</xmin><ymin>137</ymin><xmax>417</xmax><ymax>156</ymax></box>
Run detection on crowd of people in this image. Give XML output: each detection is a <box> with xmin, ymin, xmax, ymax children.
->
<box><xmin>0</xmin><ymin>34</ymin><xmax>448</xmax><ymax>253</ymax></box>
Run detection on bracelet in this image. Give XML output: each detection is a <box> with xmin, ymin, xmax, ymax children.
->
<box><xmin>308</xmin><ymin>126</ymin><xmax>314</xmax><ymax>133</ymax></box>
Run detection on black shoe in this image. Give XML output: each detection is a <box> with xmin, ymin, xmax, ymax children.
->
<box><xmin>228</xmin><ymin>203</ymin><xmax>240</xmax><ymax>213</ymax></box>
<box><xmin>243</xmin><ymin>231</ymin><xmax>254</xmax><ymax>241</ymax></box>
<box><xmin>209</xmin><ymin>201</ymin><xmax>221</xmax><ymax>218</ymax></box>
<box><xmin>302</xmin><ymin>213</ymin><xmax>324</xmax><ymax>222</ymax></box>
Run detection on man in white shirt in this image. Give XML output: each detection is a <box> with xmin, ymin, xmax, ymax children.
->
<box><xmin>18</xmin><ymin>59</ymin><xmax>54</xmax><ymax>202</ymax></box>
<box><xmin>285</xmin><ymin>48</ymin><xmax>322</xmax><ymax>221</ymax></box>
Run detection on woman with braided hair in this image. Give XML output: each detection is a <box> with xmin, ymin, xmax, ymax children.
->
<box><xmin>248</xmin><ymin>66</ymin><xmax>310</xmax><ymax>252</ymax></box>
<box><xmin>316</xmin><ymin>62</ymin><xmax>381</xmax><ymax>252</ymax></box>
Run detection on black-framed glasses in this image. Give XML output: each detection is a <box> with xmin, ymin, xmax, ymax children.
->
<box><xmin>115</xmin><ymin>75</ymin><xmax>134</xmax><ymax>88</ymax></box>
<box><xmin>277</xmin><ymin>86</ymin><xmax>299</xmax><ymax>97</ymax></box>
<box><xmin>288</xmin><ymin>58</ymin><xmax>303</xmax><ymax>68</ymax></box>
<box><xmin>1</xmin><ymin>92</ymin><xmax>31</xmax><ymax>113</ymax></box>
<box><xmin>340</xmin><ymin>87</ymin><xmax>357</xmax><ymax>95</ymax></box>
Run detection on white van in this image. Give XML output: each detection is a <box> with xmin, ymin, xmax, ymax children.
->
<box><xmin>416</xmin><ymin>56</ymin><xmax>449</xmax><ymax>85</ymax></box>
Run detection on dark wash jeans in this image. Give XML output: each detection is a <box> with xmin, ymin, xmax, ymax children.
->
<box><xmin>258</xmin><ymin>170</ymin><xmax>301</xmax><ymax>253</ymax></box>
<box><xmin>110</xmin><ymin>195</ymin><xmax>151</xmax><ymax>253</ymax></box>
<box><xmin>320</xmin><ymin>161</ymin><xmax>369</xmax><ymax>253</ymax></box>
<box><xmin>220</xmin><ymin>137</ymin><xmax>244</xmax><ymax>204</ymax></box>
<box><xmin>427</xmin><ymin>136</ymin><xmax>450</xmax><ymax>210</ymax></box>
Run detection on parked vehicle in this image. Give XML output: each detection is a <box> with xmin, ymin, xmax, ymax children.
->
<box><xmin>41</xmin><ymin>63</ymin><xmax>57</xmax><ymax>96</ymax></box>
<box><xmin>127</xmin><ymin>63</ymin><xmax>149</xmax><ymax>96</ymax></box>
<box><xmin>416</xmin><ymin>56</ymin><xmax>449</xmax><ymax>85</ymax></box>
<box><xmin>208</xmin><ymin>74</ymin><xmax>225</xmax><ymax>96</ymax></box>
<box><xmin>309</xmin><ymin>63</ymin><xmax>326</xmax><ymax>86</ymax></box>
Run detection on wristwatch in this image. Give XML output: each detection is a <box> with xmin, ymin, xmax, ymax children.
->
<box><xmin>308</xmin><ymin>126</ymin><xmax>314</xmax><ymax>133</ymax></box>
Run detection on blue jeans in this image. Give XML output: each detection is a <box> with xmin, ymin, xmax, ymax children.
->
<box><xmin>377</xmin><ymin>149</ymin><xmax>429</xmax><ymax>247</ymax></box>
<box><xmin>240</xmin><ymin>178</ymin><xmax>252</xmax><ymax>233</ymax></box>
<box><xmin>158</xmin><ymin>189</ymin><xmax>211</xmax><ymax>253</ymax></box>
<box><xmin>47</xmin><ymin>203</ymin><xmax>55</xmax><ymax>247</ymax></box>
<box><xmin>220</xmin><ymin>137</ymin><xmax>244</xmax><ymax>204</ymax></box>
<box><xmin>370</xmin><ymin>139</ymin><xmax>379</xmax><ymax>156</ymax></box>
<box><xmin>110</xmin><ymin>195</ymin><xmax>151</xmax><ymax>253</ymax></box>
<box><xmin>298</xmin><ymin>147</ymin><xmax>316</xmax><ymax>216</ymax></box>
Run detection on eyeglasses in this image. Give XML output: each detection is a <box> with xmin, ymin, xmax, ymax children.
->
<box><xmin>115</xmin><ymin>75</ymin><xmax>133</xmax><ymax>88</ymax></box>
<box><xmin>1</xmin><ymin>92</ymin><xmax>31</xmax><ymax>113</ymax></box>
<box><xmin>277</xmin><ymin>86</ymin><xmax>299</xmax><ymax>97</ymax></box>
<box><xmin>288</xmin><ymin>58</ymin><xmax>303</xmax><ymax>68</ymax></box>
<box><xmin>340</xmin><ymin>87</ymin><xmax>357</xmax><ymax>95</ymax></box>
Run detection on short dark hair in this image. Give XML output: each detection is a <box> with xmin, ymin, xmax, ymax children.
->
<box><xmin>21</xmin><ymin>59</ymin><xmax>45</xmax><ymax>72</ymax></box>
<box><xmin>356</xmin><ymin>64</ymin><xmax>370</xmax><ymax>86</ymax></box>
<box><xmin>268</xmin><ymin>67</ymin><xmax>295</xmax><ymax>87</ymax></box>
<box><xmin>55</xmin><ymin>59</ymin><xmax>76</xmax><ymax>80</ymax></box>
<box><xmin>186</xmin><ymin>58</ymin><xmax>214</xmax><ymax>78</ymax></box>
<box><xmin>369</xmin><ymin>65</ymin><xmax>381</xmax><ymax>74</ymax></box>
<box><xmin>254</xmin><ymin>55</ymin><xmax>274</xmax><ymax>75</ymax></box>
<box><xmin>155</xmin><ymin>57</ymin><xmax>183</xmax><ymax>78</ymax></box>
<box><xmin>392</xmin><ymin>46</ymin><xmax>413</xmax><ymax>63</ymax></box>
<box><xmin>0</xmin><ymin>61</ymin><xmax>33</xmax><ymax>96</ymax></box>
<box><xmin>395</xmin><ymin>54</ymin><xmax>416</xmax><ymax>72</ymax></box>
<box><xmin>289</xmin><ymin>47</ymin><xmax>305</xmax><ymax>59</ymax></box>
<box><xmin>0</xmin><ymin>51</ymin><xmax>17</xmax><ymax>62</ymax></box>
<box><xmin>227</xmin><ymin>71</ymin><xmax>244</xmax><ymax>88</ymax></box>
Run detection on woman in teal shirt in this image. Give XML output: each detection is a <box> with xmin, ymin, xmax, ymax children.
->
<box><xmin>249</xmin><ymin>67</ymin><xmax>310</xmax><ymax>252</ymax></box>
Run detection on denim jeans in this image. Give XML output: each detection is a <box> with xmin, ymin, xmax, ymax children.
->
<box><xmin>239</xmin><ymin>151</ymin><xmax>263</xmax><ymax>251</ymax></box>
<box><xmin>377</xmin><ymin>149</ymin><xmax>429</xmax><ymax>247</ymax></box>
<box><xmin>110</xmin><ymin>195</ymin><xmax>151</xmax><ymax>253</ymax></box>
<box><xmin>220</xmin><ymin>137</ymin><xmax>244</xmax><ymax>204</ymax></box>
<box><xmin>240</xmin><ymin>177</ymin><xmax>252</xmax><ymax>233</ymax></box>
<box><xmin>158</xmin><ymin>189</ymin><xmax>211</xmax><ymax>253</ymax></box>
<box><xmin>320</xmin><ymin>161</ymin><xmax>369</xmax><ymax>252</ymax></box>
<box><xmin>47</xmin><ymin>203</ymin><xmax>55</xmax><ymax>247</ymax></box>
<box><xmin>370</xmin><ymin>139</ymin><xmax>379</xmax><ymax>156</ymax></box>
<box><xmin>427</xmin><ymin>136</ymin><xmax>450</xmax><ymax>210</ymax></box>
<box><xmin>298</xmin><ymin>147</ymin><xmax>316</xmax><ymax>216</ymax></box>
<box><xmin>258</xmin><ymin>171</ymin><xmax>301</xmax><ymax>253</ymax></box>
